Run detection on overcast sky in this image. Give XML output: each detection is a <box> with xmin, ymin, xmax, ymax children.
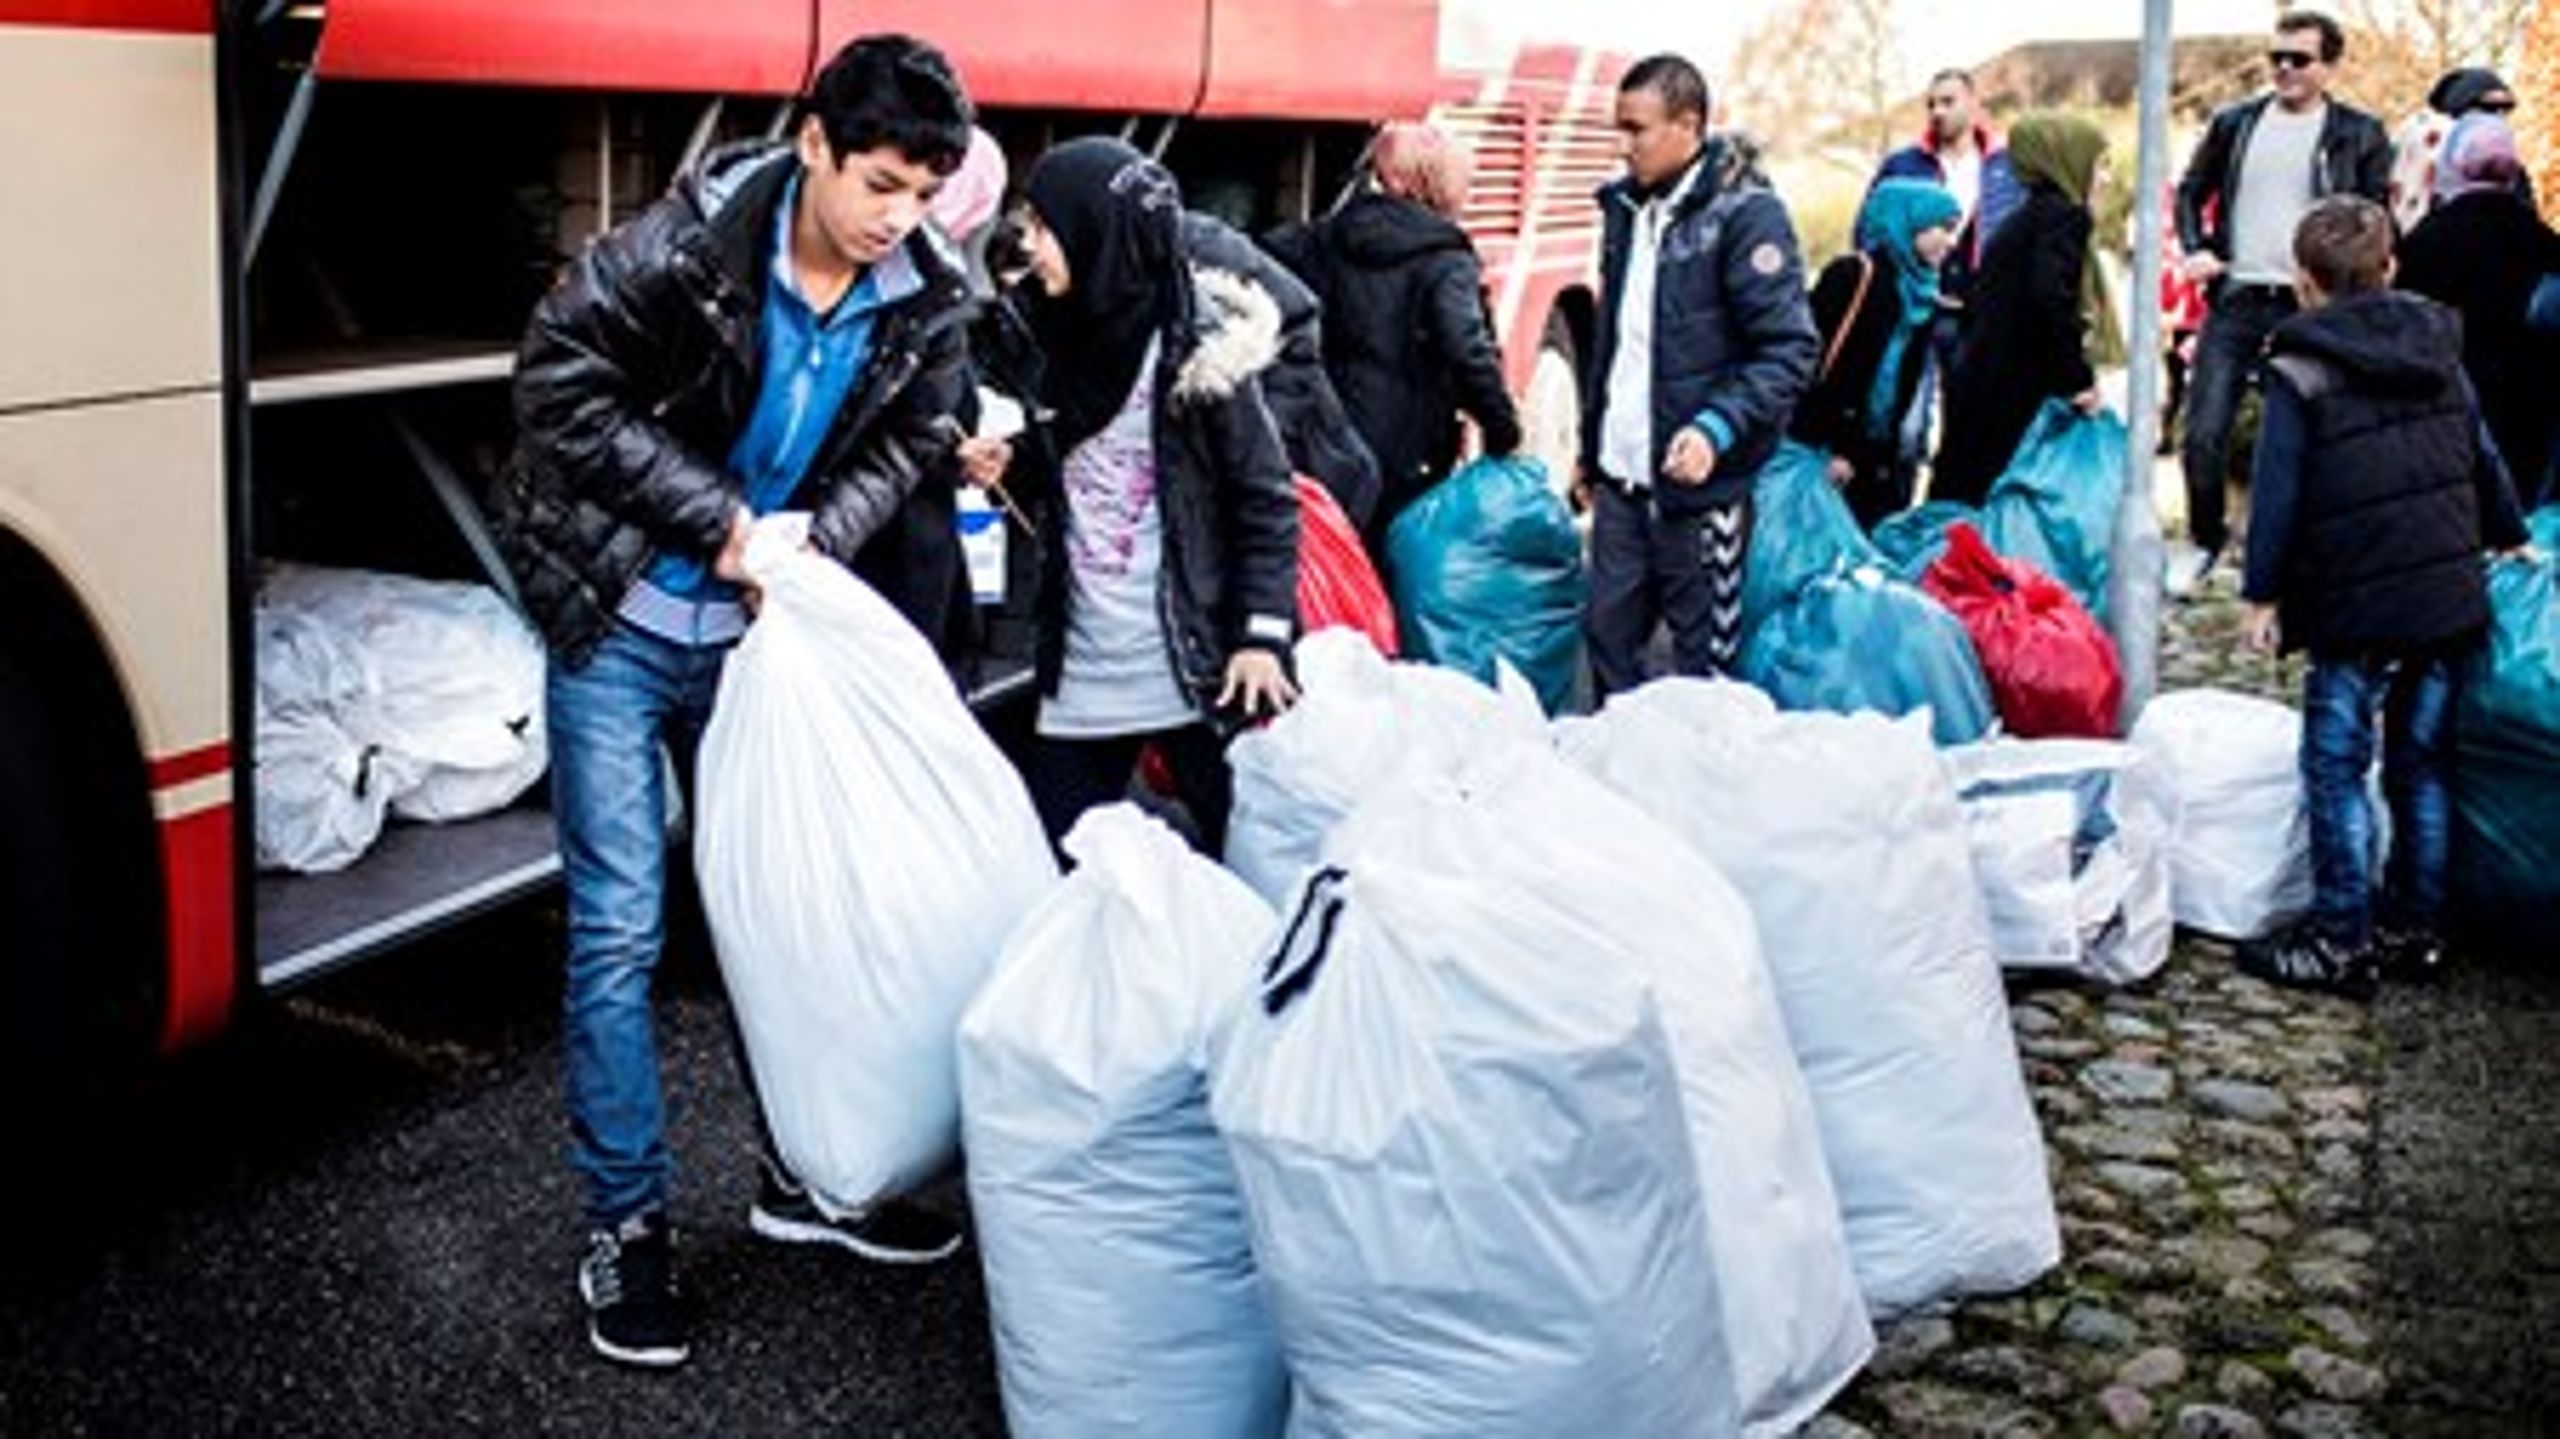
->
<box><xmin>1448</xmin><ymin>0</ymin><xmax>2281</xmax><ymax>87</ymax></box>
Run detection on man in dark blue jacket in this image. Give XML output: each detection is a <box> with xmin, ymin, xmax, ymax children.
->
<box><xmin>1870</xmin><ymin>69</ymin><xmax>2024</xmax><ymax>485</ymax></box>
<box><xmin>1581</xmin><ymin>54</ymin><xmax>1820</xmax><ymax>697</ymax></box>
<box><xmin>1873</xmin><ymin>69</ymin><xmax>2024</xmax><ymax>323</ymax></box>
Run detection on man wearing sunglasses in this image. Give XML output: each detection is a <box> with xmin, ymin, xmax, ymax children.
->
<box><xmin>2170</xmin><ymin>9</ymin><xmax>2391</xmax><ymax>596</ymax></box>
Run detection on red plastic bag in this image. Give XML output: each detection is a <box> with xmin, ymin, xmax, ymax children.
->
<box><xmin>1295</xmin><ymin>476</ymin><xmax>1398</xmax><ymax>658</ymax></box>
<box><xmin>1922</xmin><ymin>522</ymin><xmax>2123</xmax><ymax>739</ymax></box>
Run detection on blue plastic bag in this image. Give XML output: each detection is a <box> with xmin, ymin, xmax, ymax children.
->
<box><xmin>1385</xmin><ymin>455</ymin><xmax>1587</xmax><ymax>714</ymax></box>
<box><xmin>1741</xmin><ymin>441</ymin><xmax>1881</xmax><ymax>634</ymax></box>
<box><xmin>1870</xmin><ymin>501</ymin><xmax>1977</xmax><ymax>585</ymax></box>
<box><xmin>2451</xmin><ymin>509</ymin><xmax>2560</xmax><ymax>950</ymax></box>
<box><xmin>1739</xmin><ymin>567</ymin><xmax>1997</xmax><ymax>746</ymax></box>
<box><xmin>1981</xmin><ymin>402</ymin><xmax>2127</xmax><ymax>623</ymax></box>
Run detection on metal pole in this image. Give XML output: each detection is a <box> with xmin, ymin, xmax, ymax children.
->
<box><xmin>245</xmin><ymin>66</ymin><xmax>315</xmax><ymax>266</ymax></box>
<box><xmin>2114</xmin><ymin>0</ymin><xmax>2175</xmax><ymax>729</ymax></box>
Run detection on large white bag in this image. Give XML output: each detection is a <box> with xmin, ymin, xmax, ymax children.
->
<box><xmin>260</xmin><ymin>564</ymin><xmax>548</xmax><ymax>824</ymax></box>
<box><xmin>2130</xmin><ymin>688</ymin><xmax>2312</xmax><ymax>940</ymax></box>
<box><xmin>1942</xmin><ymin>738</ymin><xmax>2179</xmax><ymax>984</ymax></box>
<box><xmin>1224</xmin><ymin>629</ymin><xmax>1543</xmax><ymax>906</ymax></box>
<box><xmin>1216</xmin><ymin>743</ymin><xmax>1870</xmax><ymax>1439</ymax></box>
<box><xmin>251</xmin><ymin>605</ymin><xmax>416</xmax><ymax>873</ymax></box>
<box><xmin>697</xmin><ymin>517</ymin><xmax>1057</xmax><ymax>1215</ymax></box>
<box><xmin>1212</xmin><ymin>768</ymin><xmax>1732</xmax><ymax>1438</ymax></box>
<box><xmin>1561</xmin><ymin>680</ymin><xmax>2060</xmax><ymax>1316</ymax></box>
<box><xmin>958</xmin><ymin>805</ymin><xmax>1288</xmax><ymax>1439</ymax></box>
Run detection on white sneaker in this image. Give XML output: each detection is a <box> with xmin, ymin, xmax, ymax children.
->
<box><xmin>2162</xmin><ymin>541</ymin><xmax>2219</xmax><ymax>599</ymax></box>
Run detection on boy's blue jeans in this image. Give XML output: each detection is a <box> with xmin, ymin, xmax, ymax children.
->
<box><xmin>2299</xmin><ymin>651</ymin><xmax>2457</xmax><ymax>948</ymax></box>
<box><xmin>548</xmin><ymin>622</ymin><xmax>730</xmax><ymax>1229</ymax></box>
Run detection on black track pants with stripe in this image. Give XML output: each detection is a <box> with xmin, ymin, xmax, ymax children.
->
<box><xmin>1585</xmin><ymin>479</ymin><xmax>1757</xmax><ymax>700</ymax></box>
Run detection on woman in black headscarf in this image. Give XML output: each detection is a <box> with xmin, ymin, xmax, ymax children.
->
<box><xmin>1007</xmin><ymin>136</ymin><xmax>1301</xmax><ymax>854</ymax></box>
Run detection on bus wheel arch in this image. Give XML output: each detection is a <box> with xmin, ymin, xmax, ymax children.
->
<box><xmin>0</xmin><ymin>530</ymin><xmax>168</xmax><ymax>1118</ymax></box>
<box><xmin>1522</xmin><ymin>288</ymin><xmax>1594</xmax><ymax>499</ymax></box>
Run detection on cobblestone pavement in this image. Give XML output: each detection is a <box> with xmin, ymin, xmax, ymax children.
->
<box><xmin>1812</xmin><ymin>556</ymin><xmax>2560</xmax><ymax>1437</ymax></box>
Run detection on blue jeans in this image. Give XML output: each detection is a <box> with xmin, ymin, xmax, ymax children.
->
<box><xmin>549</xmin><ymin>621</ymin><xmax>730</xmax><ymax>1228</ymax></box>
<box><xmin>2300</xmin><ymin>651</ymin><xmax>2457</xmax><ymax>947</ymax></box>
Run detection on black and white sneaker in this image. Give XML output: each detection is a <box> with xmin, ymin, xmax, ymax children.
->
<box><xmin>2375</xmin><ymin>925</ymin><xmax>2447</xmax><ymax>984</ymax></box>
<box><xmin>748</xmin><ymin>1162</ymin><xmax>964</xmax><ymax>1265</ymax></box>
<box><xmin>579</xmin><ymin>1210</ymin><xmax>692</xmax><ymax>1368</ymax></box>
<box><xmin>2237</xmin><ymin>926</ymin><xmax>2379</xmax><ymax>1002</ymax></box>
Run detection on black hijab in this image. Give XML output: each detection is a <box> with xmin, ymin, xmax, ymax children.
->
<box><xmin>1022</xmin><ymin>137</ymin><xmax>1189</xmax><ymax>457</ymax></box>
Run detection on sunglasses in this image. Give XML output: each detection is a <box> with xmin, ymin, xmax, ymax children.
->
<box><xmin>2267</xmin><ymin>49</ymin><xmax>2321</xmax><ymax>70</ymax></box>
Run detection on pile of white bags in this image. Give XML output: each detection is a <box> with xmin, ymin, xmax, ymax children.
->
<box><xmin>1560</xmin><ymin>680</ymin><xmax>2059</xmax><ymax>1316</ymax></box>
<box><xmin>958</xmin><ymin>806</ymin><xmax>1288</xmax><ymax>1439</ymax></box>
<box><xmin>697</xmin><ymin>516</ymin><xmax>1056</xmax><ymax>1216</ymax></box>
<box><xmin>253</xmin><ymin>605</ymin><xmax>416</xmax><ymax>873</ymax></box>
<box><xmin>251</xmin><ymin>563</ymin><xmax>547</xmax><ymax>872</ymax></box>
<box><xmin>1942</xmin><ymin>738</ymin><xmax>2179</xmax><ymax>984</ymax></box>
<box><xmin>1224</xmin><ymin>629</ymin><xmax>1543</xmax><ymax>906</ymax></box>
<box><xmin>2131</xmin><ymin>688</ymin><xmax>2313</xmax><ymax>940</ymax></box>
<box><xmin>1213</xmin><ymin>742</ymin><xmax>1870</xmax><ymax>1438</ymax></box>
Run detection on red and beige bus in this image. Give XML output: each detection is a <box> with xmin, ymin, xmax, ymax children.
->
<box><xmin>0</xmin><ymin>0</ymin><xmax>1619</xmax><ymax>1098</ymax></box>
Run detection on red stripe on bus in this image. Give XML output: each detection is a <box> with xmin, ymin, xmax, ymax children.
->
<box><xmin>156</xmin><ymin>802</ymin><xmax>235</xmax><ymax>1054</ymax></box>
<box><xmin>0</xmin><ymin>0</ymin><xmax>212</xmax><ymax>33</ymax></box>
<box><xmin>149</xmin><ymin>739</ymin><xmax>231</xmax><ymax>791</ymax></box>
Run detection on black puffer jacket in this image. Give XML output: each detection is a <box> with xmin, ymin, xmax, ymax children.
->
<box><xmin>1583</xmin><ymin>140</ymin><xmax>1820</xmax><ymax>510</ymax></box>
<box><xmin>491</xmin><ymin>142</ymin><xmax>971</xmax><ymax>664</ymax></box>
<box><xmin>1264</xmin><ymin>193</ymin><xmax>1522</xmax><ymax>533</ymax></box>
<box><xmin>1179</xmin><ymin>213</ymin><xmax>1382</xmax><ymax>527</ymax></box>
<box><xmin>1028</xmin><ymin>262</ymin><xmax>1301</xmax><ymax>707</ymax></box>
<box><xmin>2261</xmin><ymin>292</ymin><xmax>2517</xmax><ymax>657</ymax></box>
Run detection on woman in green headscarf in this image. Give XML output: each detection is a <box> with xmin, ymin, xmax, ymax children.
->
<box><xmin>1791</xmin><ymin>178</ymin><xmax>1964</xmax><ymax>526</ymax></box>
<box><xmin>1933</xmin><ymin>111</ymin><xmax>2119</xmax><ymax>506</ymax></box>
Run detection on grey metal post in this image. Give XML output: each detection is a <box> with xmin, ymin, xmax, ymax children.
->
<box><xmin>2114</xmin><ymin>0</ymin><xmax>2176</xmax><ymax>729</ymax></box>
<box><xmin>245</xmin><ymin>67</ymin><xmax>316</xmax><ymax>267</ymax></box>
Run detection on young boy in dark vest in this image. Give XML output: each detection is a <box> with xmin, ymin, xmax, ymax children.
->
<box><xmin>2236</xmin><ymin>194</ymin><xmax>2532</xmax><ymax>995</ymax></box>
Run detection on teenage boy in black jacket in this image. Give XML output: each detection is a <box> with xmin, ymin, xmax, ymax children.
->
<box><xmin>490</xmin><ymin>35</ymin><xmax>991</xmax><ymax>1368</ymax></box>
<box><xmin>2236</xmin><ymin>196</ymin><xmax>2530</xmax><ymax>997</ymax></box>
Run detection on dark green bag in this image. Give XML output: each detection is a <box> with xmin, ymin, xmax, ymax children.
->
<box><xmin>2451</xmin><ymin>508</ymin><xmax>2560</xmax><ymax>948</ymax></box>
<box><xmin>1739</xmin><ymin>441</ymin><xmax>1881</xmax><ymax>636</ymax></box>
<box><xmin>1384</xmin><ymin>456</ymin><xmax>1586</xmax><ymax>714</ymax></box>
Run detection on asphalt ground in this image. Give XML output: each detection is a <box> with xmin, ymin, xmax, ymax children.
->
<box><xmin>0</xmin><ymin>898</ymin><xmax>1008</xmax><ymax>1436</ymax></box>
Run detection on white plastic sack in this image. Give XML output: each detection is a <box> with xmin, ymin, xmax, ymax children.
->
<box><xmin>260</xmin><ymin>564</ymin><xmax>548</xmax><ymax>824</ymax></box>
<box><xmin>1217</xmin><ymin>743</ymin><xmax>1870</xmax><ymax>1438</ymax></box>
<box><xmin>958</xmin><ymin>805</ymin><xmax>1288</xmax><ymax>1439</ymax></box>
<box><xmin>1223</xmin><ymin>628</ymin><xmax>1544</xmax><ymax>906</ymax></box>
<box><xmin>2131</xmin><ymin>688</ymin><xmax>2312</xmax><ymax>940</ymax></box>
<box><xmin>697</xmin><ymin>516</ymin><xmax>1058</xmax><ymax>1215</ymax></box>
<box><xmin>251</xmin><ymin>606</ymin><xmax>415</xmax><ymax>873</ymax></box>
<box><xmin>1561</xmin><ymin>679</ymin><xmax>2060</xmax><ymax>1316</ymax></box>
<box><xmin>1942</xmin><ymin>738</ymin><xmax>2179</xmax><ymax>984</ymax></box>
<box><xmin>1213</xmin><ymin>767</ymin><xmax>1730</xmax><ymax>1438</ymax></box>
